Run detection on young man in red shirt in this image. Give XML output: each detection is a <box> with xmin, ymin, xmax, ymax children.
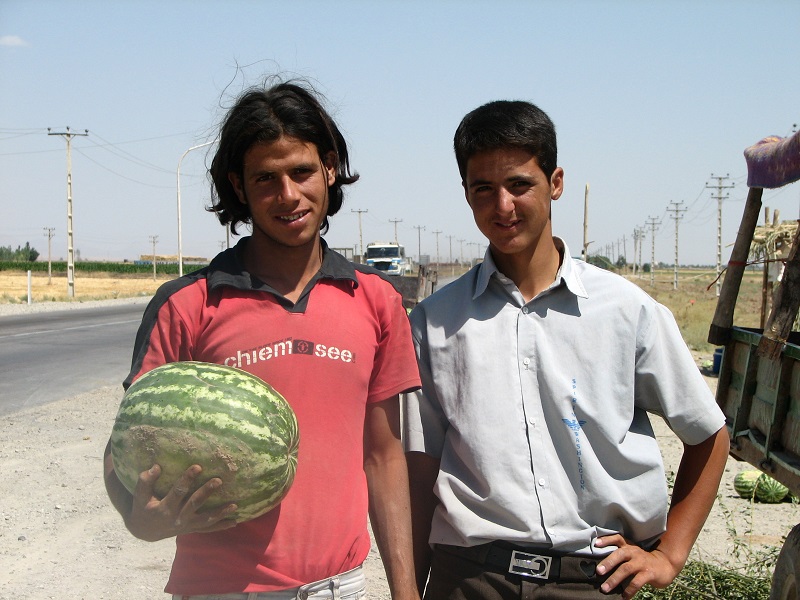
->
<box><xmin>104</xmin><ymin>81</ymin><xmax>421</xmax><ymax>600</ymax></box>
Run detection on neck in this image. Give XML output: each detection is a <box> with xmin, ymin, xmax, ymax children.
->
<box><xmin>491</xmin><ymin>235</ymin><xmax>561</xmax><ymax>302</ymax></box>
<box><xmin>243</xmin><ymin>235</ymin><xmax>324</xmax><ymax>302</ymax></box>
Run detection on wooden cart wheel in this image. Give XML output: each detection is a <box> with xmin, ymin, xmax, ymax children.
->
<box><xmin>771</xmin><ymin>524</ymin><xmax>800</xmax><ymax>600</ymax></box>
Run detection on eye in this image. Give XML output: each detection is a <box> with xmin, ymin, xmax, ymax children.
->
<box><xmin>509</xmin><ymin>180</ymin><xmax>532</xmax><ymax>194</ymax></box>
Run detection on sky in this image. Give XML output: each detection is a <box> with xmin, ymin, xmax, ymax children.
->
<box><xmin>1</xmin><ymin>0</ymin><xmax>798</xmax><ymax>269</ymax></box>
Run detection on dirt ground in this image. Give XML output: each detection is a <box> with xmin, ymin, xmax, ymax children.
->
<box><xmin>1</xmin><ymin>278</ymin><xmax>797</xmax><ymax>598</ymax></box>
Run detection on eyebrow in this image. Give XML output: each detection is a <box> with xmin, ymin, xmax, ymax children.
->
<box><xmin>468</xmin><ymin>174</ymin><xmax>533</xmax><ymax>189</ymax></box>
<box><xmin>249</xmin><ymin>161</ymin><xmax>319</xmax><ymax>177</ymax></box>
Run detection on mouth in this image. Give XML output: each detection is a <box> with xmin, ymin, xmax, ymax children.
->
<box><xmin>278</xmin><ymin>210</ymin><xmax>310</xmax><ymax>223</ymax></box>
<box><xmin>495</xmin><ymin>219</ymin><xmax>521</xmax><ymax>229</ymax></box>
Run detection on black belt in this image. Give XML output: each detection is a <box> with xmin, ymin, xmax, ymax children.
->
<box><xmin>435</xmin><ymin>542</ymin><xmax>599</xmax><ymax>582</ymax></box>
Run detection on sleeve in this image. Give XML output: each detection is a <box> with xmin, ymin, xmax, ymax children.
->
<box><xmin>634</xmin><ymin>300</ymin><xmax>726</xmax><ymax>445</ymax></box>
<box><xmin>401</xmin><ymin>304</ymin><xmax>449</xmax><ymax>457</ymax></box>
<box><xmin>124</xmin><ymin>283</ymin><xmax>198</xmax><ymax>389</ymax></box>
<box><xmin>366</xmin><ymin>283</ymin><xmax>422</xmax><ymax>404</ymax></box>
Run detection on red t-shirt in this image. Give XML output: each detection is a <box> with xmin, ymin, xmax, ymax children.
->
<box><xmin>124</xmin><ymin>241</ymin><xmax>420</xmax><ymax>595</ymax></box>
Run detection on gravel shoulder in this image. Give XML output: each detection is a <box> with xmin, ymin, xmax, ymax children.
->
<box><xmin>1</xmin><ymin>300</ymin><xmax>797</xmax><ymax>598</ymax></box>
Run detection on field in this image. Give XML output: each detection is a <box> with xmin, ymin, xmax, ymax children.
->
<box><xmin>0</xmin><ymin>270</ymin><xmax>166</xmax><ymax>304</ymax></box>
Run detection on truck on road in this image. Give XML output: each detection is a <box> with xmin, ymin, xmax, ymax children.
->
<box><xmin>364</xmin><ymin>242</ymin><xmax>412</xmax><ymax>276</ymax></box>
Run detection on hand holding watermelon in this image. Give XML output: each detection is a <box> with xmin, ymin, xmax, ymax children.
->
<box><xmin>107</xmin><ymin>362</ymin><xmax>300</xmax><ymax>538</ymax></box>
<box><xmin>122</xmin><ymin>462</ymin><xmax>240</xmax><ymax>542</ymax></box>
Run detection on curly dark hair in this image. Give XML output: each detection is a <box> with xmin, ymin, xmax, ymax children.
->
<box><xmin>208</xmin><ymin>80</ymin><xmax>359</xmax><ymax>234</ymax></box>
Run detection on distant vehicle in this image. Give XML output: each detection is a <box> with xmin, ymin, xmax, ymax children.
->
<box><xmin>364</xmin><ymin>242</ymin><xmax>412</xmax><ymax>276</ymax></box>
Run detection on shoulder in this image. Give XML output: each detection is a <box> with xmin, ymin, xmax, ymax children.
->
<box><xmin>572</xmin><ymin>258</ymin><xmax>657</xmax><ymax>307</ymax></box>
<box><xmin>143</xmin><ymin>267</ymin><xmax>210</xmax><ymax>316</ymax></box>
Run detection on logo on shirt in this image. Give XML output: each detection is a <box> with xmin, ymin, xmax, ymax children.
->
<box><xmin>565</xmin><ymin>378</ymin><xmax>587</xmax><ymax>490</ymax></box>
<box><xmin>224</xmin><ymin>338</ymin><xmax>356</xmax><ymax>369</ymax></box>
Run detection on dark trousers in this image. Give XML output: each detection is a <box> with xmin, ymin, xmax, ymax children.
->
<box><xmin>424</xmin><ymin>543</ymin><xmax>624</xmax><ymax>600</ymax></box>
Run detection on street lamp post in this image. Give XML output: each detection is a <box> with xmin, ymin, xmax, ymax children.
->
<box><xmin>177</xmin><ymin>141</ymin><xmax>214</xmax><ymax>277</ymax></box>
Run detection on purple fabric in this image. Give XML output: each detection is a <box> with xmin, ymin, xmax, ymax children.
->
<box><xmin>745</xmin><ymin>130</ymin><xmax>800</xmax><ymax>189</ymax></box>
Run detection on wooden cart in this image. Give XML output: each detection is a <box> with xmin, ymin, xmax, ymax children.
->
<box><xmin>709</xmin><ymin>130</ymin><xmax>800</xmax><ymax>600</ymax></box>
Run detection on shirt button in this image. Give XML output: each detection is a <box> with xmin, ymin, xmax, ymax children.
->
<box><xmin>529</xmin><ymin>418</ymin><xmax>536</xmax><ymax>426</ymax></box>
<box><xmin>522</xmin><ymin>307</ymin><xmax>529</xmax><ymax>314</ymax></box>
<box><xmin>523</xmin><ymin>358</ymin><xmax>530</xmax><ymax>366</ymax></box>
<box><xmin>538</xmin><ymin>478</ymin><xmax>546</xmax><ymax>487</ymax></box>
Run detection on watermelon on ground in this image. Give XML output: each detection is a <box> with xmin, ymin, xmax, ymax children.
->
<box><xmin>754</xmin><ymin>473</ymin><xmax>789</xmax><ymax>504</ymax></box>
<box><xmin>110</xmin><ymin>361</ymin><xmax>299</xmax><ymax>523</ymax></box>
<box><xmin>733</xmin><ymin>470</ymin><xmax>762</xmax><ymax>499</ymax></box>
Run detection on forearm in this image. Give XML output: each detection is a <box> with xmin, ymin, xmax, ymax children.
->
<box><xmin>406</xmin><ymin>451</ymin><xmax>439</xmax><ymax>594</ymax></box>
<box><xmin>365</xmin><ymin>450</ymin><xmax>419</xmax><ymax>600</ymax></box>
<box><xmin>103</xmin><ymin>439</ymin><xmax>134</xmax><ymax>522</ymax></box>
<box><xmin>656</xmin><ymin>426</ymin><xmax>730</xmax><ymax>569</ymax></box>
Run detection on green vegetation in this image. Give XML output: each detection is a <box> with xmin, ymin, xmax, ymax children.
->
<box><xmin>0</xmin><ymin>260</ymin><xmax>206</xmax><ymax>276</ymax></box>
<box><xmin>0</xmin><ymin>243</ymin><xmax>39</xmax><ymax>262</ymax></box>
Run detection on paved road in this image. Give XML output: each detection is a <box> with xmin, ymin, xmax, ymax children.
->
<box><xmin>0</xmin><ymin>303</ymin><xmax>145</xmax><ymax>416</ymax></box>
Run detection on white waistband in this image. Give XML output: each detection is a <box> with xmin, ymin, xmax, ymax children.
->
<box><xmin>174</xmin><ymin>565</ymin><xmax>366</xmax><ymax>600</ymax></box>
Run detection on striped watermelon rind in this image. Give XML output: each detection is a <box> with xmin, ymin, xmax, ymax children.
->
<box><xmin>754</xmin><ymin>474</ymin><xmax>789</xmax><ymax>504</ymax></box>
<box><xmin>110</xmin><ymin>361</ymin><xmax>299</xmax><ymax>523</ymax></box>
<box><xmin>733</xmin><ymin>470</ymin><xmax>762</xmax><ymax>499</ymax></box>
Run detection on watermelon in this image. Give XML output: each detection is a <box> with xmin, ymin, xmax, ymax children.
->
<box><xmin>110</xmin><ymin>361</ymin><xmax>299</xmax><ymax>523</ymax></box>
<box><xmin>754</xmin><ymin>473</ymin><xmax>789</xmax><ymax>504</ymax></box>
<box><xmin>733</xmin><ymin>470</ymin><xmax>762</xmax><ymax>499</ymax></box>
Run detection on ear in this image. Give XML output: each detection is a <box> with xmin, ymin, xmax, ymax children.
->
<box><xmin>550</xmin><ymin>167</ymin><xmax>565</xmax><ymax>201</ymax></box>
<box><xmin>228</xmin><ymin>172</ymin><xmax>247</xmax><ymax>205</ymax></box>
<box><xmin>323</xmin><ymin>151</ymin><xmax>337</xmax><ymax>187</ymax></box>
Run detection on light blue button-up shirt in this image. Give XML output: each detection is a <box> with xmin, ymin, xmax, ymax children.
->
<box><xmin>403</xmin><ymin>239</ymin><xmax>725</xmax><ymax>556</ymax></box>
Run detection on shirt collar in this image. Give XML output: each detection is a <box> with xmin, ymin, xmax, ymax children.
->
<box><xmin>473</xmin><ymin>237</ymin><xmax>588</xmax><ymax>300</ymax></box>
<box><xmin>207</xmin><ymin>236</ymin><xmax>359</xmax><ymax>293</ymax></box>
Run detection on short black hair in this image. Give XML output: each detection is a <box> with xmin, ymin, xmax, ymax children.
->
<box><xmin>453</xmin><ymin>100</ymin><xmax>557</xmax><ymax>181</ymax></box>
<box><xmin>208</xmin><ymin>80</ymin><xmax>358</xmax><ymax>234</ymax></box>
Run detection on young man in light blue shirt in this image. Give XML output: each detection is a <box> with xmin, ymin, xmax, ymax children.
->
<box><xmin>403</xmin><ymin>100</ymin><xmax>729</xmax><ymax>599</ymax></box>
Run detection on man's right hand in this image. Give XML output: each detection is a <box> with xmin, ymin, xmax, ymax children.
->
<box><xmin>124</xmin><ymin>463</ymin><xmax>239</xmax><ymax>542</ymax></box>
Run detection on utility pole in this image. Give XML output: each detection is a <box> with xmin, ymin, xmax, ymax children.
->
<box><xmin>149</xmin><ymin>235</ymin><xmax>159</xmax><ymax>281</ymax></box>
<box><xmin>43</xmin><ymin>227</ymin><xmax>55</xmax><ymax>285</ymax></box>
<box><xmin>446</xmin><ymin>234</ymin><xmax>455</xmax><ymax>276</ymax></box>
<box><xmin>48</xmin><ymin>127</ymin><xmax>88</xmax><ymax>298</ymax></box>
<box><xmin>458</xmin><ymin>239</ymin><xmax>465</xmax><ymax>267</ymax></box>
<box><xmin>582</xmin><ymin>183</ymin><xmax>591</xmax><ymax>260</ymax></box>
<box><xmin>632</xmin><ymin>228</ymin><xmax>639</xmax><ymax>277</ymax></box>
<box><xmin>706</xmin><ymin>174</ymin><xmax>735</xmax><ymax>297</ymax></box>
<box><xmin>668</xmin><ymin>202</ymin><xmax>686</xmax><ymax>290</ymax></box>
<box><xmin>413</xmin><ymin>225</ymin><xmax>425</xmax><ymax>264</ymax></box>
<box><xmin>622</xmin><ymin>235</ymin><xmax>627</xmax><ymax>272</ymax></box>
<box><xmin>638</xmin><ymin>225</ymin><xmax>644</xmax><ymax>277</ymax></box>
<box><xmin>432</xmin><ymin>230</ymin><xmax>442</xmax><ymax>269</ymax></box>
<box><xmin>351</xmin><ymin>209</ymin><xmax>368</xmax><ymax>257</ymax></box>
<box><xmin>646</xmin><ymin>216</ymin><xmax>661</xmax><ymax>287</ymax></box>
<box><xmin>468</xmin><ymin>242</ymin><xmax>480</xmax><ymax>263</ymax></box>
<box><xmin>389</xmin><ymin>218</ymin><xmax>403</xmax><ymax>244</ymax></box>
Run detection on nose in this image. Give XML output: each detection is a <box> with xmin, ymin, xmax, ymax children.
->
<box><xmin>277</xmin><ymin>176</ymin><xmax>301</xmax><ymax>203</ymax></box>
<box><xmin>495</xmin><ymin>189</ymin><xmax>515</xmax><ymax>216</ymax></box>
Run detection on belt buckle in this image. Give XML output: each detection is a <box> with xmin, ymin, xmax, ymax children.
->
<box><xmin>509</xmin><ymin>550</ymin><xmax>552</xmax><ymax>579</ymax></box>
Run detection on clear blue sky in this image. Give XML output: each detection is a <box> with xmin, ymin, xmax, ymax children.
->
<box><xmin>2</xmin><ymin>0</ymin><xmax>798</xmax><ymax>267</ymax></box>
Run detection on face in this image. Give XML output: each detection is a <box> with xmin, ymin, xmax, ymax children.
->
<box><xmin>228</xmin><ymin>135</ymin><xmax>336</xmax><ymax>251</ymax></box>
<box><xmin>464</xmin><ymin>147</ymin><xmax>563</xmax><ymax>260</ymax></box>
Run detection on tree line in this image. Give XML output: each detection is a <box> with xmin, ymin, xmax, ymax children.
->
<box><xmin>0</xmin><ymin>242</ymin><xmax>40</xmax><ymax>262</ymax></box>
